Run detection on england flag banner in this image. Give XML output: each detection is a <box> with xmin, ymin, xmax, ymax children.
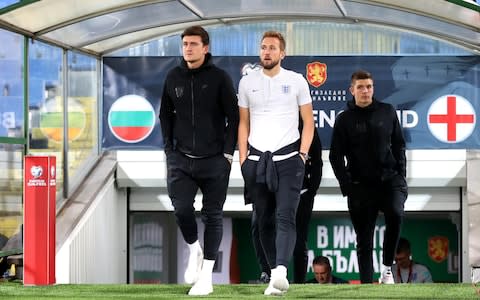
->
<box><xmin>102</xmin><ymin>56</ymin><xmax>480</xmax><ymax>149</ymax></box>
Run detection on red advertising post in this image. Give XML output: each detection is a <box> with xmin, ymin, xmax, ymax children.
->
<box><xmin>23</xmin><ymin>156</ymin><xmax>56</xmax><ymax>285</ymax></box>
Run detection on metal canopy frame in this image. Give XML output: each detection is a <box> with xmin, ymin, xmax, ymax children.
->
<box><xmin>0</xmin><ymin>0</ymin><xmax>478</xmax><ymax>57</ymax></box>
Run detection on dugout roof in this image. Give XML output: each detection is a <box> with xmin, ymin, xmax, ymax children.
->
<box><xmin>0</xmin><ymin>0</ymin><xmax>478</xmax><ymax>56</ymax></box>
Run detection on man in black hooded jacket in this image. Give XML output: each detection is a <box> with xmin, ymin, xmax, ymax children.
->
<box><xmin>159</xmin><ymin>25</ymin><xmax>239</xmax><ymax>296</ymax></box>
<box><xmin>329</xmin><ymin>70</ymin><xmax>407</xmax><ymax>285</ymax></box>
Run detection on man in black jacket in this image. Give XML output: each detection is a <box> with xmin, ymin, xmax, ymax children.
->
<box><xmin>329</xmin><ymin>70</ymin><xmax>407</xmax><ymax>284</ymax></box>
<box><xmin>159</xmin><ymin>26</ymin><xmax>239</xmax><ymax>296</ymax></box>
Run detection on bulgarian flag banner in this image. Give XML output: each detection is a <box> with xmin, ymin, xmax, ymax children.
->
<box><xmin>108</xmin><ymin>94</ymin><xmax>156</xmax><ymax>143</ymax></box>
<box><xmin>40</xmin><ymin>97</ymin><xmax>85</xmax><ymax>143</ymax></box>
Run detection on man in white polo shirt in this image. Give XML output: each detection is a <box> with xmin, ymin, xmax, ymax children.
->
<box><xmin>392</xmin><ymin>237</ymin><xmax>433</xmax><ymax>283</ymax></box>
<box><xmin>237</xmin><ymin>30</ymin><xmax>314</xmax><ymax>295</ymax></box>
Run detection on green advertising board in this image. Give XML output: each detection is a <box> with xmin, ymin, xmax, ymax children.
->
<box><xmin>232</xmin><ymin>214</ymin><xmax>459</xmax><ymax>283</ymax></box>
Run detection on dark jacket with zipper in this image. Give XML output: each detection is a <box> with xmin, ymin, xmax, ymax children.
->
<box><xmin>329</xmin><ymin>98</ymin><xmax>406</xmax><ymax>196</ymax></box>
<box><xmin>159</xmin><ymin>53</ymin><xmax>239</xmax><ymax>157</ymax></box>
<box><xmin>300</xmin><ymin>122</ymin><xmax>323</xmax><ymax>199</ymax></box>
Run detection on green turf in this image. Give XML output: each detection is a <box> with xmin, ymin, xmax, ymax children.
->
<box><xmin>0</xmin><ymin>283</ymin><xmax>479</xmax><ymax>299</ymax></box>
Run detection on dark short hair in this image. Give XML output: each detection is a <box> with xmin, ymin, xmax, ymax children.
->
<box><xmin>262</xmin><ymin>31</ymin><xmax>286</xmax><ymax>51</ymax></box>
<box><xmin>181</xmin><ymin>26</ymin><xmax>209</xmax><ymax>46</ymax></box>
<box><xmin>312</xmin><ymin>255</ymin><xmax>332</xmax><ymax>272</ymax></box>
<box><xmin>396</xmin><ymin>237</ymin><xmax>411</xmax><ymax>254</ymax></box>
<box><xmin>351</xmin><ymin>70</ymin><xmax>373</xmax><ymax>85</ymax></box>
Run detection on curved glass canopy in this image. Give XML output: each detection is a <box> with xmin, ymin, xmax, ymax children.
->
<box><xmin>0</xmin><ymin>0</ymin><xmax>478</xmax><ymax>56</ymax></box>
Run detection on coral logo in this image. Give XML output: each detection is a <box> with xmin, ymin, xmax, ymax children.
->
<box><xmin>306</xmin><ymin>62</ymin><xmax>327</xmax><ymax>88</ymax></box>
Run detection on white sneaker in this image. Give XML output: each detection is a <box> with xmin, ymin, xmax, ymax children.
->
<box><xmin>272</xmin><ymin>276</ymin><xmax>289</xmax><ymax>291</ymax></box>
<box><xmin>184</xmin><ymin>247</ymin><xmax>203</xmax><ymax>284</ymax></box>
<box><xmin>379</xmin><ymin>269</ymin><xmax>395</xmax><ymax>284</ymax></box>
<box><xmin>271</xmin><ymin>266</ymin><xmax>289</xmax><ymax>292</ymax></box>
<box><xmin>263</xmin><ymin>284</ymin><xmax>284</xmax><ymax>296</ymax></box>
<box><xmin>188</xmin><ymin>276</ymin><xmax>213</xmax><ymax>296</ymax></box>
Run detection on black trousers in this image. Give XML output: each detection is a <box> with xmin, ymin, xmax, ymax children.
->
<box><xmin>292</xmin><ymin>190</ymin><xmax>315</xmax><ymax>283</ymax></box>
<box><xmin>251</xmin><ymin>206</ymin><xmax>271</xmax><ymax>275</ymax></box>
<box><xmin>166</xmin><ymin>151</ymin><xmax>231</xmax><ymax>260</ymax></box>
<box><xmin>242</xmin><ymin>154</ymin><xmax>305</xmax><ymax>268</ymax></box>
<box><xmin>251</xmin><ymin>190</ymin><xmax>315</xmax><ymax>283</ymax></box>
<box><xmin>348</xmin><ymin>174</ymin><xmax>408</xmax><ymax>283</ymax></box>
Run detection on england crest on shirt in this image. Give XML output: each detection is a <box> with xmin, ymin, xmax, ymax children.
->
<box><xmin>281</xmin><ymin>85</ymin><xmax>290</xmax><ymax>94</ymax></box>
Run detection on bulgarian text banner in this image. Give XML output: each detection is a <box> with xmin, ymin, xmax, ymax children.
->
<box><xmin>233</xmin><ymin>215</ymin><xmax>458</xmax><ymax>283</ymax></box>
<box><xmin>102</xmin><ymin>56</ymin><xmax>480</xmax><ymax>149</ymax></box>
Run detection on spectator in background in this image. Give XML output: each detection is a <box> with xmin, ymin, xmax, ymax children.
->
<box><xmin>306</xmin><ymin>255</ymin><xmax>348</xmax><ymax>284</ymax></box>
<box><xmin>392</xmin><ymin>237</ymin><xmax>433</xmax><ymax>283</ymax></box>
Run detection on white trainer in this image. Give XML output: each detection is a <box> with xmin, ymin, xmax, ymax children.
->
<box><xmin>379</xmin><ymin>269</ymin><xmax>395</xmax><ymax>284</ymax></box>
<box><xmin>263</xmin><ymin>284</ymin><xmax>284</xmax><ymax>296</ymax></box>
<box><xmin>188</xmin><ymin>276</ymin><xmax>213</xmax><ymax>296</ymax></box>
<box><xmin>184</xmin><ymin>247</ymin><xmax>203</xmax><ymax>284</ymax></box>
<box><xmin>271</xmin><ymin>266</ymin><xmax>289</xmax><ymax>292</ymax></box>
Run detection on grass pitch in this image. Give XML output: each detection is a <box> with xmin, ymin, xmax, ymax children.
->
<box><xmin>0</xmin><ymin>282</ymin><xmax>479</xmax><ymax>299</ymax></box>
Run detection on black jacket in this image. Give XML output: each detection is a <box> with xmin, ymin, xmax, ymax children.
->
<box><xmin>329</xmin><ymin>98</ymin><xmax>406</xmax><ymax>196</ymax></box>
<box><xmin>301</xmin><ymin>126</ymin><xmax>323</xmax><ymax>199</ymax></box>
<box><xmin>159</xmin><ymin>53</ymin><xmax>239</xmax><ymax>157</ymax></box>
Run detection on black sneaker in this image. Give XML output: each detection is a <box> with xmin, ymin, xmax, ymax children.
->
<box><xmin>259</xmin><ymin>271</ymin><xmax>270</xmax><ymax>283</ymax></box>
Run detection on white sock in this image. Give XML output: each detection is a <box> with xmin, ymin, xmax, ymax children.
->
<box><xmin>383</xmin><ymin>264</ymin><xmax>392</xmax><ymax>272</ymax></box>
<box><xmin>188</xmin><ymin>240</ymin><xmax>201</xmax><ymax>253</ymax></box>
<box><xmin>184</xmin><ymin>240</ymin><xmax>203</xmax><ymax>284</ymax></box>
<box><xmin>200</xmin><ymin>259</ymin><xmax>215</xmax><ymax>278</ymax></box>
<box><xmin>275</xmin><ymin>265</ymin><xmax>287</xmax><ymax>277</ymax></box>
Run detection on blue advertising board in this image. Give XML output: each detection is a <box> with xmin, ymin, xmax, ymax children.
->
<box><xmin>102</xmin><ymin>56</ymin><xmax>480</xmax><ymax>149</ymax></box>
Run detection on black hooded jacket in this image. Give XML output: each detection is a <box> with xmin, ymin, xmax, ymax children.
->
<box><xmin>329</xmin><ymin>98</ymin><xmax>406</xmax><ymax>196</ymax></box>
<box><xmin>159</xmin><ymin>53</ymin><xmax>239</xmax><ymax>157</ymax></box>
<box><xmin>301</xmin><ymin>123</ymin><xmax>323</xmax><ymax>199</ymax></box>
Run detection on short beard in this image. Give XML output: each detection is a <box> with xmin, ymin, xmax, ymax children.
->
<box><xmin>261</xmin><ymin>59</ymin><xmax>280</xmax><ymax>70</ymax></box>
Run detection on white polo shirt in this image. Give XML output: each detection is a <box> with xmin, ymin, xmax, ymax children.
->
<box><xmin>238</xmin><ymin>67</ymin><xmax>312</xmax><ymax>152</ymax></box>
<box><xmin>392</xmin><ymin>263</ymin><xmax>433</xmax><ymax>283</ymax></box>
